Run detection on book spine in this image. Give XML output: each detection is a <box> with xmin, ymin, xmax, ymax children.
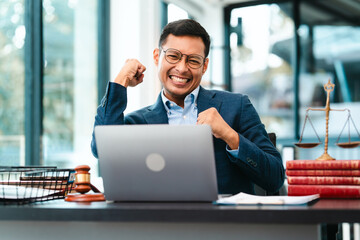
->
<box><xmin>287</xmin><ymin>176</ymin><xmax>360</xmax><ymax>185</ymax></box>
<box><xmin>288</xmin><ymin>185</ymin><xmax>360</xmax><ymax>198</ymax></box>
<box><xmin>286</xmin><ymin>169</ymin><xmax>360</xmax><ymax>176</ymax></box>
<box><xmin>286</xmin><ymin>160</ymin><xmax>360</xmax><ymax>170</ymax></box>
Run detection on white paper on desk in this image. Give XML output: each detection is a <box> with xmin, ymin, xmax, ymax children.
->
<box><xmin>215</xmin><ymin>192</ymin><xmax>320</xmax><ymax>205</ymax></box>
<box><xmin>0</xmin><ymin>185</ymin><xmax>60</xmax><ymax>199</ymax></box>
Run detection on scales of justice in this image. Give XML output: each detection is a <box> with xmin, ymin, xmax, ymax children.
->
<box><xmin>294</xmin><ymin>79</ymin><xmax>360</xmax><ymax>161</ymax></box>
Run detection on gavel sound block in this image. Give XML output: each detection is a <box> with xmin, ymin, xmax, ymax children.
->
<box><xmin>65</xmin><ymin>165</ymin><xmax>105</xmax><ymax>202</ymax></box>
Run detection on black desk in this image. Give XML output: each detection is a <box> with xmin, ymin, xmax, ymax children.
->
<box><xmin>0</xmin><ymin>199</ymin><xmax>359</xmax><ymax>240</ymax></box>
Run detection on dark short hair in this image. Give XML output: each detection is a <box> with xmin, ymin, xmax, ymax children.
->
<box><xmin>159</xmin><ymin>19</ymin><xmax>211</xmax><ymax>57</ymax></box>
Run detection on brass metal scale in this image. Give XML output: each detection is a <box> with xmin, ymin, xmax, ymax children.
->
<box><xmin>295</xmin><ymin>80</ymin><xmax>360</xmax><ymax>161</ymax></box>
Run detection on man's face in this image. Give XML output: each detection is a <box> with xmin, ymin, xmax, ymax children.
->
<box><xmin>153</xmin><ymin>34</ymin><xmax>209</xmax><ymax>107</ymax></box>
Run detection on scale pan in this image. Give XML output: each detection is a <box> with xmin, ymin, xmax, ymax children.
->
<box><xmin>294</xmin><ymin>142</ymin><xmax>321</xmax><ymax>148</ymax></box>
<box><xmin>336</xmin><ymin>141</ymin><xmax>360</xmax><ymax>148</ymax></box>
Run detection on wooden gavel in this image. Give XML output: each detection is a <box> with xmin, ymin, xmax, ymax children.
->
<box><xmin>65</xmin><ymin>165</ymin><xmax>105</xmax><ymax>202</ymax></box>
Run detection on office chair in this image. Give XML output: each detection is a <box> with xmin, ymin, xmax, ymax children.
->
<box><xmin>254</xmin><ymin>132</ymin><xmax>283</xmax><ymax>196</ymax></box>
<box><xmin>268</xmin><ymin>132</ymin><xmax>276</xmax><ymax>148</ymax></box>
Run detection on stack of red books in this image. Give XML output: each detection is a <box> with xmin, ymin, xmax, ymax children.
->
<box><xmin>286</xmin><ymin>160</ymin><xmax>360</xmax><ymax>198</ymax></box>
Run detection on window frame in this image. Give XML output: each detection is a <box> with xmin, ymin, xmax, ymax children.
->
<box><xmin>24</xmin><ymin>0</ymin><xmax>110</xmax><ymax>165</ymax></box>
<box><xmin>24</xmin><ymin>0</ymin><xmax>43</xmax><ymax>166</ymax></box>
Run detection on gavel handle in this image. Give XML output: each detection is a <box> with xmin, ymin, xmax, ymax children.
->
<box><xmin>90</xmin><ymin>183</ymin><xmax>101</xmax><ymax>193</ymax></box>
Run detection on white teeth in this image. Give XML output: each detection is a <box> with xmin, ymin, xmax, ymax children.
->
<box><xmin>170</xmin><ymin>76</ymin><xmax>188</xmax><ymax>83</ymax></box>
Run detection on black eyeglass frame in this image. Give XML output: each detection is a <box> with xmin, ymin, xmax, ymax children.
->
<box><xmin>160</xmin><ymin>48</ymin><xmax>206</xmax><ymax>69</ymax></box>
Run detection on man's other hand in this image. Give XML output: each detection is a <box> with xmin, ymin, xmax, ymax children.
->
<box><xmin>197</xmin><ymin>107</ymin><xmax>239</xmax><ymax>150</ymax></box>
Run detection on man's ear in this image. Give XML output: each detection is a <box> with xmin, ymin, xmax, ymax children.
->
<box><xmin>202</xmin><ymin>58</ymin><xmax>209</xmax><ymax>75</ymax></box>
<box><xmin>153</xmin><ymin>48</ymin><xmax>160</xmax><ymax>66</ymax></box>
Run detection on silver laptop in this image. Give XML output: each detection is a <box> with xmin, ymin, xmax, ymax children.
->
<box><xmin>95</xmin><ymin>124</ymin><xmax>218</xmax><ymax>202</ymax></box>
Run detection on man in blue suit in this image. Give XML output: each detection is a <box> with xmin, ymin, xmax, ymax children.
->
<box><xmin>91</xmin><ymin>19</ymin><xmax>284</xmax><ymax>195</ymax></box>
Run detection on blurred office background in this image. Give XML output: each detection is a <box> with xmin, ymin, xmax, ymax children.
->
<box><xmin>1</xmin><ymin>0</ymin><xmax>360</xmax><ymax>175</ymax></box>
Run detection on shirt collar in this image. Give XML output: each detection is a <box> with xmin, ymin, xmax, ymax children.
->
<box><xmin>161</xmin><ymin>86</ymin><xmax>200</xmax><ymax>110</ymax></box>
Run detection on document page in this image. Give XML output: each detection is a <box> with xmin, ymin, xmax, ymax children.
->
<box><xmin>215</xmin><ymin>192</ymin><xmax>319</xmax><ymax>205</ymax></box>
<box><xmin>0</xmin><ymin>185</ymin><xmax>60</xmax><ymax>200</ymax></box>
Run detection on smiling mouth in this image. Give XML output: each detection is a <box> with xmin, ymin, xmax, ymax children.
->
<box><xmin>169</xmin><ymin>75</ymin><xmax>191</xmax><ymax>84</ymax></box>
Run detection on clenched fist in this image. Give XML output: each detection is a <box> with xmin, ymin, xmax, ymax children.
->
<box><xmin>114</xmin><ymin>59</ymin><xmax>146</xmax><ymax>88</ymax></box>
<box><xmin>197</xmin><ymin>107</ymin><xmax>239</xmax><ymax>150</ymax></box>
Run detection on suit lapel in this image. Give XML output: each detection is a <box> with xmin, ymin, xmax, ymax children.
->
<box><xmin>143</xmin><ymin>94</ymin><xmax>169</xmax><ymax>124</ymax></box>
<box><xmin>197</xmin><ymin>86</ymin><xmax>222</xmax><ymax>113</ymax></box>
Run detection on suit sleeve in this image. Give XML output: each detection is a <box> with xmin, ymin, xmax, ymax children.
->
<box><xmin>91</xmin><ymin>82</ymin><xmax>128</xmax><ymax>158</ymax></box>
<box><xmin>227</xmin><ymin>95</ymin><xmax>285</xmax><ymax>194</ymax></box>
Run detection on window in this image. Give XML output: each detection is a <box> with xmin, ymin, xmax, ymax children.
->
<box><xmin>297</xmin><ymin>1</ymin><xmax>360</xmax><ymax>160</ymax></box>
<box><xmin>226</xmin><ymin>0</ymin><xmax>360</xmax><ymax>160</ymax></box>
<box><xmin>0</xmin><ymin>0</ymin><xmax>107</xmax><ymax>170</ymax></box>
<box><xmin>229</xmin><ymin>3</ymin><xmax>294</xmax><ymax>139</ymax></box>
<box><xmin>42</xmin><ymin>0</ymin><xmax>98</xmax><ymax>169</ymax></box>
<box><xmin>0</xmin><ymin>0</ymin><xmax>25</xmax><ymax>165</ymax></box>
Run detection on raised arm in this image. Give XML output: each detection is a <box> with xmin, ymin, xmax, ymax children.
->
<box><xmin>91</xmin><ymin>59</ymin><xmax>146</xmax><ymax>158</ymax></box>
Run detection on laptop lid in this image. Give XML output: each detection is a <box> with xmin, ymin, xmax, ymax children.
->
<box><xmin>95</xmin><ymin>124</ymin><xmax>218</xmax><ymax>202</ymax></box>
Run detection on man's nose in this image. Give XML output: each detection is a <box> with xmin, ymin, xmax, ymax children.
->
<box><xmin>175</xmin><ymin>56</ymin><xmax>189</xmax><ymax>71</ymax></box>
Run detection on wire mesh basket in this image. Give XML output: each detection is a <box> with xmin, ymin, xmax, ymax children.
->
<box><xmin>0</xmin><ymin>166</ymin><xmax>75</xmax><ymax>204</ymax></box>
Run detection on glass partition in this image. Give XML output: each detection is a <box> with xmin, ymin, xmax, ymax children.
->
<box><xmin>229</xmin><ymin>3</ymin><xmax>294</xmax><ymax>138</ymax></box>
<box><xmin>0</xmin><ymin>0</ymin><xmax>25</xmax><ymax>165</ymax></box>
<box><xmin>42</xmin><ymin>0</ymin><xmax>98</xmax><ymax>168</ymax></box>
<box><xmin>297</xmin><ymin>1</ymin><xmax>360</xmax><ymax>160</ymax></box>
<box><xmin>228</xmin><ymin>0</ymin><xmax>360</xmax><ymax>160</ymax></box>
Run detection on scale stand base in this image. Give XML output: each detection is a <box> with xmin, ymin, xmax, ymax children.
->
<box><xmin>316</xmin><ymin>153</ymin><xmax>335</xmax><ymax>161</ymax></box>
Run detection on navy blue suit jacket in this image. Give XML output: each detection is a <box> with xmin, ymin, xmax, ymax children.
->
<box><xmin>91</xmin><ymin>82</ymin><xmax>285</xmax><ymax>195</ymax></box>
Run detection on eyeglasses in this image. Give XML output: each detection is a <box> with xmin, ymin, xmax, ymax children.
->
<box><xmin>161</xmin><ymin>48</ymin><xmax>205</xmax><ymax>69</ymax></box>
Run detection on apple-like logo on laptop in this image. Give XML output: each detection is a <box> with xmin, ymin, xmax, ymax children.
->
<box><xmin>146</xmin><ymin>153</ymin><xmax>166</xmax><ymax>172</ymax></box>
